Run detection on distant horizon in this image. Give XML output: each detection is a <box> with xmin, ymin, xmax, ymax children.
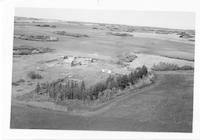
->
<box><xmin>15</xmin><ymin>8</ymin><xmax>195</xmax><ymax>30</ymax></box>
<box><xmin>15</xmin><ymin>15</ymin><xmax>195</xmax><ymax>31</ymax></box>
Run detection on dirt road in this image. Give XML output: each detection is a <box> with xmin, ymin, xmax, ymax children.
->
<box><xmin>10</xmin><ymin>71</ymin><xmax>193</xmax><ymax>132</ymax></box>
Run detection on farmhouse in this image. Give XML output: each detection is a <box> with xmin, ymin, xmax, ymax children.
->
<box><xmin>62</xmin><ymin>56</ymin><xmax>74</xmax><ymax>64</ymax></box>
<box><xmin>59</xmin><ymin>55</ymin><xmax>96</xmax><ymax>67</ymax></box>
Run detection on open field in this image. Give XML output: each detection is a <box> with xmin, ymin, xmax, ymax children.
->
<box><xmin>11</xmin><ymin>16</ymin><xmax>194</xmax><ymax>132</ymax></box>
<box><xmin>11</xmin><ymin>71</ymin><xmax>193</xmax><ymax>132</ymax></box>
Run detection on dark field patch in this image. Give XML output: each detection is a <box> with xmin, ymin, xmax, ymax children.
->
<box><xmin>54</xmin><ymin>31</ymin><xmax>89</xmax><ymax>38</ymax></box>
<box><xmin>14</xmin><ymin>34</ymin><xmax>59</xmax><ymax>41</ymax></box>
<box><xmin>13</xmin><ymin>45</ymin><xmax>54</xmax><ymax>55</ymax></box>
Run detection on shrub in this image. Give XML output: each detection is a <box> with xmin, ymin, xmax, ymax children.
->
<box><xmin>91</xmin><ymin>82</ymin><xmax>107</xmax><ymax>98</ymax></box>
<box><xmin>141</xmin><ymin>65</ymin><xmax>148</xmax><ymax>76</ymax></box>
<box><xmin>12</xmin><ymin>79</ymin><xmax>25</xmax><ymax>86</ymax></box>
<box><xmin>54</xmin><ymin>31</ymin><xmax>89</xmax><ymax>37</ymax></box>
<box><xmin>12</xmin><ymin>82</ymin><xmax>19</xmax><ymax>86</ymax></box>
<box><xmin>35</xmin><ymin>82</ymin><xmax>41</xmax><ymax>94</ymax></box>
<box><xmin>98</xmin><ymin>89</ymin><xmax>112</xmax><ymax>103</ymax></box>
<box><xmin>106</xmin><ymin>75</ymin><xmax>118</xmax><ymax>89</ymax></box>
<box><xmin>116</xmin><ymin>75</ymin><xmax>129</xmax><ymax>89</ymax></box>
<box><xmin>13</xmin><ymin>46</ymin><xmax>54</xmax><ymax>55</ymax></box>
<box><xmin>15</xmin><ymin>34</ymin><xmax>58</xmax><ymax>41</ymax></box>
<box><xmin>134</xmin><ymin>75</ymin><xmax>153</xmax><ymax>88</ymax></box>
<box><xmin>128</xmin><ymin>71</ymin><xmax>137</xmax><ymax>85</ymax></box>
<box><xmin>27</xmin><ymin>71</ymin><xmax>43</xmax><ymax>79</ymax></box>
<box><xmin>180</xmin><ymin>65</ymin><xmax>194</xmax><ymax>70</ymax></box>
<box><xmin>118</xmin><ymin>54</ymin><xmax>137</xmax><ymax>63</ymax></box>
<box><xmin>33</xmin><ymin>65</ymin><xmax>151</xmax><ymax>103</ymax></box>
<box><xmin>18</xmin><ymin>49</ymin><xmax>32</xmax><ymax>55</ymax></box>
<box><xmin>107</xmin><ymin>32</ymin><xmax>133</xmax><ymax>37</ymax></box>
<box><xmin>152</xmin><ymin>62</ymin><xmax>179</xmax><ymax>71</ymax></box>
<box><xmin>152</xmin><ymin>62</ymin><xmax>194</xmax><ymax>71</ymax></box>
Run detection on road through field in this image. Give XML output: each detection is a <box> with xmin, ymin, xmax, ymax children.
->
<box><xmin>10</xmin><ymin>71</ymin><xmax>193</xmax><ymax>132</ymax></box>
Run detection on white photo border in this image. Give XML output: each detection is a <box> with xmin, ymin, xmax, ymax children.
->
<box><xmin>1</xmin><ymin>0</ymin><xmax>200</xmax><ymax>139</ymax></box>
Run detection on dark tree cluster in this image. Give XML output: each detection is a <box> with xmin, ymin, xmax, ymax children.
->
<box><xmin>35</xmin><ymin>65</ymin><xmax>148</xmax><ymax>102</ymax></box>
<box><xmin>35</xmin><ymin>80</ymin><xmax>86</xmax><ymax>101</ymax></box>
<box><xmin>152</xmin><ymin>62</ymin><xmax>194</xmax><ymax>71</ymax></box>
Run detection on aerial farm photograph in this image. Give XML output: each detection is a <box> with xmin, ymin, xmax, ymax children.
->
<box><xmin>10</xmin><ymin>8</ymin><xmax>195</xmax><ymax>132</ymax></box>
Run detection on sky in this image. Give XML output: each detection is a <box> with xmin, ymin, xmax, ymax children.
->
<box><xmin>15</xmin><ymin>8</ymin><xmax>195</xmax><ymax>30</ymax></box>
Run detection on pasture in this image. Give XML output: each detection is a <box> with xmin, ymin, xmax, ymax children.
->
<box><xmin>11</xmin><ymin>17</ymin><xmax>194</xmax><ymax>132</ymax></box>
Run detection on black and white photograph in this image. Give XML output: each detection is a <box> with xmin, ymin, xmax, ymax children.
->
<box><xmin>10</xmin><ymin>8</ymin><xmax>195</xmax><ymax>132</ymax></box>
<box><xmin>2</xmin><ymin>0</ymin><xmax>200</xmax><ymax>139</ymax></box>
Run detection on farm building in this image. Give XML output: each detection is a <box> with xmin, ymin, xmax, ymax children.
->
<box><xmin>60</xmin><ymin>55</ymin><xmax>96</xmax><ymax>66</ymax></box>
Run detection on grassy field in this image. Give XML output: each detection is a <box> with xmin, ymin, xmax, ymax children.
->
<box><xmin>11</xmin><ymin>17</ymin><xmax>194</xmax><ymax>132</ymax></box>
<box><xmin>11</xmin><ymin>71</ymin><xmax>193</xmax><ymax>132</ymax></box>
<box><xmin>12</xmin><ymin>18</ymin><xmax>194</xmax><ymax>94</ymax></box>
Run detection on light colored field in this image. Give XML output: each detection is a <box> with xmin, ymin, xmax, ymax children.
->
<box><xmin>12</xmin><ymin>19</ymin><xmax>195</xmax><ymax>97</ymax></box>
<box><xmin>129</xmin><ymin>53</ymin><xmax>194</xmax><ymax>69</ymax></box>
<box><xmin>133</xmin><ymin>32</ymin><xmax>194</xmax><ymax>44</ymax></box>
<box><xmin>11</xmin><ymin>17</ymin><xmax>194</xmax><ymax>132</ymax></box>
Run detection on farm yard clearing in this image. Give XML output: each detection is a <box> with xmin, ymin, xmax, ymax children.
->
<box><xmin>11</xmin><ymin>16</ymin><xmax>194</xmax><ymax>132</ymax></box>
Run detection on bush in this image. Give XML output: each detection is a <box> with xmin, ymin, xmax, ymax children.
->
<box><xmin>106</xmin><ymin>75</ymin><xmax>118</xmax><ymax>89</ymax></box>
<box><xmin>134</xmin><ymin>75</ymin><xmax>153</xmax><ymax>88</ymax></box>
<box><xmin>18</xmin><ymin>49</ymin><xmax>32</xmax><ymax>55</ymax></box>
<box><xmin>116</xmin><ymin>75</ymin><xmax>129</xmax><ymax>89</ymax></box>
<box><xmin>15</xmin><ymin>34</ymin><xmax>58</xmax><ymax>41</ymax></box>
<box><xmin>152</xmin><ymin>62</ymin><xmax>194</xmax><ymax>71</ymax></box>
<box><xmin>91</xmin><ymin>82</ymin><xmax>107</xmax><ymax>98</ymax></box>
<box><xmin>27</xmin><ymin>71</ymin><xmax>43</xmax><ymax>79</ymax></box>
<box><xmin>118</xmin><ymin>54</ymin><xmax>137</xmax><ymax>63</ymax></box>
<box><xmin>33</xmin><ymin>65</ymin><xmax>151</xmax><ymax>103</ymax></box>
<box><xmin>107</xmin><ymin>32</ymin><xmax>133</xmax><ymax>37</ymax></box>
<box><xmin>54</xmin><ymin>31</ymin><xmax>89</xmax><ymax>38</ymax></box>
<box><xmin>12</xmin><ymin>79</ymin><xmax>25</xmax><ymax>86</ymax></box>
<box><xmin>13</xmin><ymin>46</ymin><xmax>54</xmax><ymax>55</ymax></box>
<box><xmin>98</xmin><ymin>89</ymin><xmax>112</xmax><ymax>103</ymax></box>
<box><xmin>35</xmin><ymin>82</ymin><xmax>41</xmax><ymax>94</ymax></box>
<box><xmin>180</xmin><ymin>65</ymin><xmax>194</xmax><ymax>70</ymax></box>
<box><xmin>152</xmin><ymin>62</ymin><xmax>179</xmax><ymax>71</ymax></box>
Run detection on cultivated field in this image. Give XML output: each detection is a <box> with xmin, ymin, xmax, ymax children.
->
<box><xmin>11</xmin><ymin>16</ymin><xmax>195</xmax><ymax>132</ymax></box>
